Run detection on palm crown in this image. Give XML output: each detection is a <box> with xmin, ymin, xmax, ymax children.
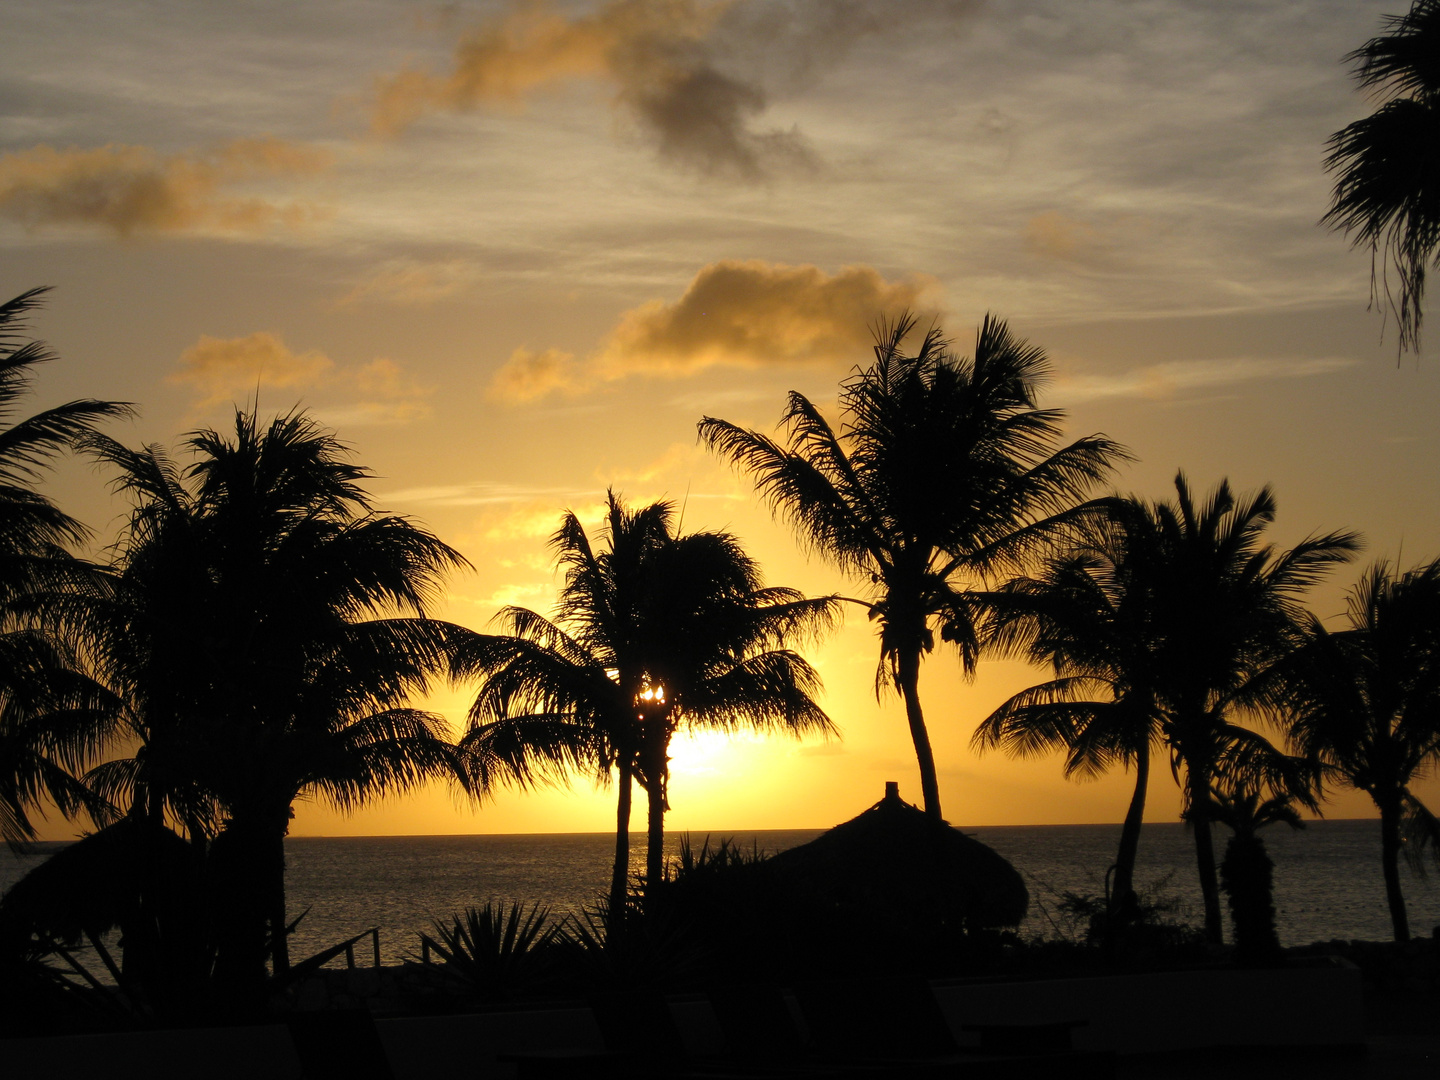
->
<box><xmin>701</xmin><ymin>313</ymin><xmax>1124</xmax><ymax>819</ymax></box>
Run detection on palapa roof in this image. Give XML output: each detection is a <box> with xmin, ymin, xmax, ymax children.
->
<box><xmin>766</xmin><ymin>782</ymin><xmax>1028</xmax><ymax>929</ymax></box>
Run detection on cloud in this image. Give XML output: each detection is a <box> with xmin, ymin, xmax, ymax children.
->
<box><xmin>369</xmin><ymin>0</ymin><xmax>813</xmax><ymax>178</ymax></box>
<box><xmin>487</xmin><ymin>259</ymin><xmax>940</xmax><ymax>402</ymax></box>
<box><xmin>1024</xmin><ymin>211</ymin><xmax>1105</xmax><ymax>263</ymax></box>
<box><xmin>488</xmin><ymin>346</ymin><xmax>585</xmax><ymax>402</ymax></box>
<box><xmin>168</xmin><ymin>332</ymin><xmax>433</xmax><ymax>423</ymax></box>
<box><xmin>336</xmin><ymin>260</ymin><xmax>485</xmax><ymax>307</ymax></box>
<box><xmin>596</xmin><ymin>260</ymin><xmax>939</xmax><ymax>374</ymax></box>
<box><xmin>0</xmin><ymin>138</ymin><xmax>333</xmax><ymax>236</ymax></box>
<box><xmin>1053</xmin><ymin>356</ymin><xmax>1357</xmax><ymax>404</ymax></box>
<box><xmin>171</xmin><ymin>332</ymin><xmax>334</xmax><ymax>408</ymax></box>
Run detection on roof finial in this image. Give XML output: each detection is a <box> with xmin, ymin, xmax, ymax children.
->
<box><xmin>884</xmin><ymin>781</ymin><xmax>899</xmax><ymax>802</ymax></box>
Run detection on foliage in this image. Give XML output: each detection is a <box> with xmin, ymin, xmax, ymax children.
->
<box><xmin>702</xmin><ymin>313</ymin><xmax>1124</xmax><ymax>819</ymax></box>
<box><xmin>56</xmin><ymin>409</ymin><xmax>472</xmax><ymax>1009</ymax></box>
<box><xmin>456</xmin><ymin>491</ymin><xmax>834</xmax><ymax>915</ymax></box>
<box><xmin>1324</xmin><ymin>0</ymin><xmax>1440</xmax><ymax>353</ymax></box>
<box><xmin>415</xmin><ymin>901</ymin><xmax>563</xmax><ymax>1001</ymax></box>
<box><xmin>1265</xmin><ymin>557</ymin><xmax>1440</xmax><ymax>940</ymax></box>
<box><xmin>0</xmin><ymin>287</ymin><xmax>131</xmax><ymax>848</ymax></box>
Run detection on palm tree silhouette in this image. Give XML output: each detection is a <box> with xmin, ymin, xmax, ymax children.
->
<box><xmin>456</xmin><ymin>492</ymin><xmax>834</xmax><ymax>920</ymax></box>
<box><xmin>1197</xmin><ymin>759</ymin><xmax>1308</xmax><ymax>965</ymax></box>
<box><xmin>973</xmin><ymin>496</ymin><xmax>1167</xmax><ymax>930</ymax></box>
<box><xmin>1270</xmin><ymin>559</ymin><xmax>1440</xmax><ymax>941</ymax></box>
<box><xmin>0</xmin><ymin>287</ymin><xmax>130</xmax><ymax>847</ymax></box>
<box><xmin>1138</xmin><ymin>475</ymin><xmax>1356</xmax><ymax>944</ymax></box>
<box><xmin>76</xmin><ymin>410</ymin><xmax>470</xmax><ymax>1002</ymax></box>
<box><xmin>1324</xmin><ymin>0</ymin><xmax>1440</xmax><ymax>353</ymax></box>
<box><xmin>701</xmin><ymin>314</ymin><xmax>1122</xmax><ymax>820</ymax></box>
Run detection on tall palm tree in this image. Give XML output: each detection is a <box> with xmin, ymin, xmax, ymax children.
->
<box><xmin>456</xmin><ymin>492</ymin><xmax>834</xmax><ymax>918</ymax></box>
<box><xmin>1323</xmin><ymin>0</ymin><xmax>1440</xmax><ymax>353</ymax></box>
<box><xmin>75</xmin><ymin>410</ymin><xmax>470</xmax><ymax>1001</ymax></box>
<box><xmin>701</xmin><ymin>314</ymin><xmax>1123</xmax><ymax>820</ymax></box>
<box><xmin>1270</xmin><ymin>559</ymin><xmax>1440</xmax><ymax>941</ymax></box>
<box><xmin>973</xmin><ymin>497</ymin><xmax>1166</xmax><ymax>927</ymax></box>
<box><xmin>1140</xmin><ymin>475</ymin><xmax>1357</xmax><ymax>944</ymax></box>
<box><xmin>0</xmin><ymin>286</ymin><xmax>130</xmax><ymax>847</ymax></box>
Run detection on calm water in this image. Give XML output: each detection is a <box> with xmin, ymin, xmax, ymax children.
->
<box><xmin>3</xmin><ymin>820</ymin><xmax>1436</xmax><ymax>966</ymax></box>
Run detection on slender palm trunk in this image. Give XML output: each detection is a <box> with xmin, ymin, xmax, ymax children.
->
<box><xmin>1111</xmin><ymin>739</ymin><xmax>1150</xmax><ymax>914</ymax></box>
<box><xmin>1378</xmin><ymin>796</ymin><xmax>1410</xmax><ymax>942</ymax></box>
<box><xmin>642</xmin><ymin>718</ymin><xmax>671</xmax><ymax>888</ymax></box>
<box><xmin>646</xmin><ymin>777</ymin><xmax>665</xmax><ymax>890</ymax></box>
<box><xmin>609</xmin><ymin>758</ymin><xmax>634</xmax><ymax>931</ymax></box>
<box><xmin>265</xmin><ymin>826</ymin><xmax>289</xmax><ymax>975</ymax></box>
<box><xmin>896</xmin><ymin>646</ymin><xmax>941</xmax><ymax>819</ymax></box>
<box><xmin>1187</xmin><ymin>766</ymin><xmax>1224</xmax><ymax>945</ymax></box>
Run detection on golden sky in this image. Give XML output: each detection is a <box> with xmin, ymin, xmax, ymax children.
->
<box><xmin>3</xmin><ymin>0</ymin><xmax>1437</xmax><ymax>838</ymax></box>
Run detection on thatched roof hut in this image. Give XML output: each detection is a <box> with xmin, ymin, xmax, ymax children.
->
<box><xmin>766</xmin><ymin>782</ymin><xmax>1027</xmax><ymax>930</ymax></box>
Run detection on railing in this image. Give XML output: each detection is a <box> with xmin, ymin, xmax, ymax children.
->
<box><xmin>341</xmin><ymin>927</ymin><xmax>382</xmax><ymax>969</ymax></box>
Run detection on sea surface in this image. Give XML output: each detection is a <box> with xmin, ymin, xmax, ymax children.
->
<box><xmin>3</xmin><ymin>820</ymin><xmax>1437</xmax><ymax>967</ymax></box>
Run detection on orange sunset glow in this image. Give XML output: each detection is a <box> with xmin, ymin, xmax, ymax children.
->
<box><xmin>3</xmin><ymin>0</ymin><xmax>1438</xmax><ymax>842</ymax></box>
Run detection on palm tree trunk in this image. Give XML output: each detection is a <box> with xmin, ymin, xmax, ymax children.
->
<box><xmin>1111</xmin><ymin>740</ymin><xmax>1149</xmax><ymax>914</ymax></box>
<box><xmin>897</xmin><ymin>646</ymin><xmax>942</xmax><ymax>820</ymax></box>
<box><xmin>1187</xmin><ymin>768</ymin><xmax>1224</xmax><ymax>945</ymax></box>
<box><xmin>265</xmin><ymin>826</ymin><xmax>290</xmax><ymax>975</ymax></box>
<box><xmin>642</xmin><ymin>721</ymin><xmax>670</xmax><ymax>889</ymax></box>
<box><xmin>646</xmin><ymin>776</ymin><xmax>665</xmax><ymax>890</ymax></box>
<box><xmin>609</xmin><ymin>758</ymin><xmax>634</xmax><ymax>928</ymax></box>
<box><xmin>1378</xmin><ymin>797</ymin><xmax>1410</xmax><ymax>942</ymax></box>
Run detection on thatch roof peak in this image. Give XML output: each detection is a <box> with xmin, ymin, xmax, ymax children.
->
<box><xmin>767</xmin><ymin>783</ymin><xmax>1028</xmax><ymax>929</ymax></box>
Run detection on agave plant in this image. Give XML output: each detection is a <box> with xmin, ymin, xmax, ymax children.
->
<box><xmin>416</xmin><ymin>901</ymin><xmax>562</xmax><ymax>1000</ymax></box>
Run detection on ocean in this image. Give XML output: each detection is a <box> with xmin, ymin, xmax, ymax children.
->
<box><xmin>3</xmin><ymin>820</ymin><xmax>1437</xmax><ymax>967</ymax></box>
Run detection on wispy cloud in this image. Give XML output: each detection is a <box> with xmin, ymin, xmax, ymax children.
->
<box><xmin>1053</xmin><ymin>356</ymin><xmax>1357</xmax><ymax>404</ymax></box>
<box><xmin>335</xmin><ymin>260</ymin><xmax>485</xmax><ymax>307</ymax></box>
<box><xmin>0</xmin><ymin>138</ymin><xmax>332</xmax><ymax>236</ymax></box>
<box><xmin>489</xmin><ymin>259</ymin><xmax>940</xmax><ymax>402</ymax></box>
<box><xmin>168</xmin><ymin>332</ymin><xmax>432</xmax><ymax>423</ymax></box>
<box><xmin>367</xmin><ymin>0</ymin><xmax>977</xmax><ymax>179</ymax></box>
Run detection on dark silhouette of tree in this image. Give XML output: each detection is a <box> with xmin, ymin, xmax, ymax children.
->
<box><xmin>973</xmin><ymin>497</ymin><xmax>1166</xmax><ymax>934</ymax></box>
<box><xmin>1269</xmin><ymin>559</ymin><xmax>1440</xmax><ymax>941</ymax></box>
<box><xmin>980</xmin><ymin>477</ymin><xmax>1353</xmax><ymax>947</ymax></box>
<box><xmin>701</xmin><ymin>314</ymin><xmax>1123</xmax><ymax>820</ymax></box>
<box><xmin>0</xmin><ymin>287</ymin><xmax>130</xmax><ymax>847</ymax></box>
<box><xmin>1324</xmin><ymin>0</ymin><xmax>1440</xmax><ymax>353</ymax></box>
<box><xmin>1199</xmin><ymin>763</ymin><xmax>1306</xmax><ymax>966</ymax></box>
<box><xmin>456</xmin><ymin>492</ymin><xmax>834</xmax><ymax>921</ymax></box>
<box><xmin>75</xmin><ymin>410</ymin><xmax>470</xmax><ymax>1006</ymax></box>
<box><xmin>1138</xmin><ymin>475</ymin><xmax>1356</xmax><ymax>944</ymax></box>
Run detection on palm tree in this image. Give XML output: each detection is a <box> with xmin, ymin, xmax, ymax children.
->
<box><xmin>1271</xmin><ymin>559</ymin><xmax>1440</xmax><ymax>941</ymax></box>
<box><xmin>1323</xmin><ymin>0</ymin><xmax>1440</xmax><ymax>353</ymax></box>
<box><xmin>0</xmin><ymin>286</ymin><xmax>130</xmax><ymax>847</ymax></box>
<box><xmin>1197</xmin><ymin>759</ymin><xmax>1308</xmax><ymax>966</ymax></box>
<box><xmin>456</xmin><ymin>492</ymin><xmax>834</xmax><ymax>918</ymax></box>
<box><xmin>973</xmin><ymin>496</ymin><xmax>1166</xmax><ymax>930</ymax></box>
<box><xmin>1140</xmin><ymin>475</ymin><xmax>1357</xmax><ymax>944</ymax></box>
<box><xmin>75</xmin><ymin>410</ymin><xmax>471</xmax><ymax>1002</ymax></box>
<box><xmin>700</xmin><ymin>314</ymin><xmax>1123</xmax><ymax>820</ymax></box>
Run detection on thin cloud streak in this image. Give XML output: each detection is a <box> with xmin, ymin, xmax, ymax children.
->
<box><xmin>1053</xmin><ymin>356</ymin><xmax>1358</xmax><ymax>404</ymax></box>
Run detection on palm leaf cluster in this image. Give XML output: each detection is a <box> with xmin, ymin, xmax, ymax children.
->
<box><xmin>455</xmin><ymin>491</ymin><xmax>835</xmax><ymax>917</ymax></box>
<box><xmin>702</xmin><ymin>313</ymin><xmax>1123</xmax><ymax>819</ymax></box>
<box><xmin>1324</xmin><ymin>0</ymin><xmax>1440</xmax><ymax>352</ymax></box>
<box><xmin>977</xmin><ymin>475</ymin><xmax>1357</xmax><ymax>945</ymax></box>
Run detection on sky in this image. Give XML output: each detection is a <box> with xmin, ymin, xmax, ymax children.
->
<box><xmin>2</xmin><ymin>0</ymin><xmax>1438</xmax><ymax>838</ymax></box>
